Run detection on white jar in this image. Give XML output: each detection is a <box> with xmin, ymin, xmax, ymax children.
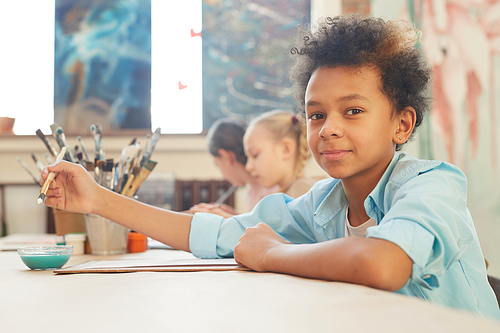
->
<box><xmin>63</xmin><ymin>233</ymin><xmax>86</xmax><ymax>255</ymax></box>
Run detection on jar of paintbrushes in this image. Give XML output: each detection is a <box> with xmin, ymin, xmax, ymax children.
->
<box><xmin>83</xmin><ymin>125</ymin><xmax>159</xmax><ymax>255</ymax></box>
<box><xmin>29</xmin><ymin>123</ymin><xmax>160</xmax><ymax>255</ymax></box>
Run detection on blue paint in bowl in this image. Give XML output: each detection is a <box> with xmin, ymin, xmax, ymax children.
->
<box><xmin>18</xmin><ymin>246</ymin><xmax>73</xmax><ymax>270</ymax></box>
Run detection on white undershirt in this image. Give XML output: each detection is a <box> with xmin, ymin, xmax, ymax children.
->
<box><xmin>345</xmin><ymin>206</ymin><xmax>377</xmax><ymax>237</ymax></box>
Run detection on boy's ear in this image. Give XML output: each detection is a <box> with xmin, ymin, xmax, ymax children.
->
<box><xmin>217</xmin><ymin>148</ymin><xmax>236</xmax><ymax>164</ymax></box>
<box><xmin>394</xmin><ymin>107</ymin><xmax>416</xmax><ymax>144</ymax></box>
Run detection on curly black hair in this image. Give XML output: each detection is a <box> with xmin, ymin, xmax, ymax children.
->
<box><xmin>289</xmin><ymin>15</ymin><xmax>432</xmax><ymax>150</ymax></box>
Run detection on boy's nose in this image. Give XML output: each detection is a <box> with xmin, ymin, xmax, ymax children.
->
<box><xmin>319</xmin><ymin>118</ymin><xmax>343</xmax><ymax>139</ymax></box>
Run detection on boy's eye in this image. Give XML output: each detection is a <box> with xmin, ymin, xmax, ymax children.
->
<box><xmin>308</xmin><ymin>113</ymin><xmax>324</xmax><ymax>120</ymax></box>
<box><xmin>346</xmin><ymin>108</ymin><xmax>363</xmax><ymax>115</ymax></box>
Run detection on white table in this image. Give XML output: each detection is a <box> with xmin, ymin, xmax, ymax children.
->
<box><xmin>1</xmin><ymin>247</ymin><xmax>500</xmax><ymax>333</ymax></box>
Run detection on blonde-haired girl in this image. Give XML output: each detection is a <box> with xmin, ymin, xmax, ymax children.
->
<box><xmin>243</xmin><ymin>110</ymin><xmax>317</xmax><ymax>198</ymax></box>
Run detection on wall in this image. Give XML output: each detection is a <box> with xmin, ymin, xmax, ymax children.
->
<box><xmin>342</xmin><ymin>0</ymin><xmax>370</xmax><ymax>15</ymax></box>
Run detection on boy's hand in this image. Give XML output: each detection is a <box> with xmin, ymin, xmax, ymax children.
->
<box><xmin>40</xmin><ymin>161</ymin><xmax>99</xmax><ymax>214</ymax></box>
<box><xmin>234</xmin><ymin>222</ymin><xmax>290</xmax><ymax>272</ymax></box>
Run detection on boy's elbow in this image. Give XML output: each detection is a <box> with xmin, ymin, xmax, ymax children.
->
<box><xmin>359</xmin><ymin>242</ymin><xmax>413</xmax><ymax>292</ymax></box>
<box><xmin>367</xmin><ymin>264</ymin><xmax>409</xmax><ymax>292</ymax></box>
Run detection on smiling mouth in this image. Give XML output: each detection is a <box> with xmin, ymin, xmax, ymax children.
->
<box><xmin>320</xmin><ymin>150</ymin><xmax>350</xmax><ymax>160</ymax></box>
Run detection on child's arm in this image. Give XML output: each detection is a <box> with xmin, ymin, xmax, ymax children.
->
<box><xmin>189</xmin><ymin>202</ymin><xmax>237</xmax><ymax>218</ymax></box>
<box><xmin>234</xmin><ymin>223</ymin><xmax>413</xmax><ymax>291</ymax></box>
<box><xmin>42</xmin><ymin>161</ymin><xmax>192</xmax><ymax>252</ymax></box>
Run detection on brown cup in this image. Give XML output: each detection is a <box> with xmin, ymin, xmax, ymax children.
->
<box><xmin>0</xmin><ymin>117</ymin><xmax>15</xmax><ymax>134</ymax></box>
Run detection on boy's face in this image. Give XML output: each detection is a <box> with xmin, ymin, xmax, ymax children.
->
<box><xmin>305</xmin><ymin>65</ymin><xmax>400</xmax><ymax>184</ymax></box>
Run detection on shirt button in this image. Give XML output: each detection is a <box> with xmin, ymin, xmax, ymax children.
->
<box><xmin>422</xmin><ymin>274</ymin><xmax>431</xmax><ymax>279</ymax></box>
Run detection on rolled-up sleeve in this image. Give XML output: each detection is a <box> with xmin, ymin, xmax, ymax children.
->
<box><xmin>366</xmin><ymin>163</ymin><xmax>474</xmax><ymax>290</ymax></box>
<box><xmin>367</xmin><ymin>219</ymin><xmax>439</xmax><ymax>289</ymax></box>
<box><xmin>189</xmin><ymin>212</ymin><xmax>225</xmax><ymax>258</ymax></box>
<box><xmin>189</xmin><ymin>192</ymin><xmax>321</xmax><ymax>259</ymax></box>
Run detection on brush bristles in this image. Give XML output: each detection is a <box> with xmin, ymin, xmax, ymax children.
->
<box><xmin>37</xmin><ymin>193</ymin><xmax>45</xmax><ymax>205</ymax></box>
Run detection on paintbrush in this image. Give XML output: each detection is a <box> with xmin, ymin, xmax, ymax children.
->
<box><xmin>121</xmin><ymin>166</ymin><xmax>141</xmax><ymax>196</ymax></box>
<box><xmin>36</xmin><ymin>129</ymin><xmax>58</xmax><ymax>157</ymax></box>
<box><xmin>113</xmin><ymin>162</ymin><xmax>120</xmax><ymax>192</ymax></box>
<box><xmin>85</xmin><ymin>161</ymin><xmax>94</xmax><ymax>172</ymax></box>
<box><xmin>31</xmin><ymin>153</ymin><xmax>44</xmax><ymax>173</ymax></box>
<box><xmin>102</xmin><ymin>159</ymin><xmax>114</xmax><ymax>189</ymax></box>
<box><xmin>215</xmin><ymin>185</ymin><xmax>237</xmax><ymax>205</ymax></box>
<box><xmin>77</xmin><ymin>136</ymin><xmax>90</xmax><ymax>161</ymax></box>
<box><xmin>140</xmin><ymin>128</ymin><xmax>161</xmax><ymax>167</ymax></box>
<box><xmin>37</xmin><ymin>147</ymin><xmax>67</xmax><ymax>204</ymax></box>
<box><xmin>130</xmin><ymin>148</ymin><xmax>142</xmax><ymax>169</ymax></box>
<box><xmin>49</xmin><ymin>123</ymin><xmax>59</xmax><ymax>135</ymax></box>
<box><xmin>143</xmin><ymin>134</ymin><xmax>151</xmax><ymax>156</ymax></box>
<box><xmin>90</xmin><ymin>124</ymin><xmax>105</xmax><ymax>161</ymax></box>
<box><xmin>50</xmin><ymin>125</ymin><xmax>67</xmax><ymax>155</ymax></box>
<box><xmin>94</xmin><ymin>159</ymin><xmax>106</xmax><ymax>185</ymax></box>
<box><xmin>117</xmin><ymin>142</ymin><xmax>141</xmax><ymax>191</ymax></box>
<box><xmin>49</xmin><ymin>123</ymin><xmax>64</xmax><ymax>151</ymax></box>
<box><xmin>43</xmin><ymin>152</ymin><xmax>53</xmax><ymax>165</ymax></box>
<box><xmin>16</xmin><ymin>157</ymin><xmax>40</xmax><ymax>185</ymax></box>
<box><xmin>116</xmin><ymin>157</ymin><xmax>131</xmax><ymax>193</ymax></box>
<box><xmin>55</xmin><ymin>126</ymin><xmax>76</xmax><ymax>162</ymax></box>
<box><xmin>76</xmin><ymin>151</ymin><xmax>83</xmax><ymax>164</ymax></box>
<box><xmin>126</xmin><ymin>160</ymin><xmax>157</xmax><ymax>197</ymax></box>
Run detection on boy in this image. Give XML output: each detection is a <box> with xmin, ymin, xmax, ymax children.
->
<box><xmin>42</xmin><ymin>15</ymin><xmax>500</xmax><ymax>319</ymax></box>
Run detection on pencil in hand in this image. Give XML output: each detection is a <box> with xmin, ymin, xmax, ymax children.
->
<box><xmin>37</xmin><ymin>147</ymin><xmax>67</xmax><ymax>204</ymax></box>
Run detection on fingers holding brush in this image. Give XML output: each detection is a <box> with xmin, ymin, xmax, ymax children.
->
<box><xmin>41</xmin><ymin>161</ymin><xmax>99</xmax><ymax>214</ymax></box>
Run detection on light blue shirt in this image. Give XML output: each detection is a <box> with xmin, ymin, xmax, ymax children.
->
<box><xmin>189</xmin><ymin>152</ymin><xmax>500</xmax><ymax>319</ymax></box>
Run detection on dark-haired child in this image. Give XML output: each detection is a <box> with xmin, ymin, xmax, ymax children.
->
<box><xmin>41</xmin><ymin>15</ymin><xmax>500</xmax><ymax>319</ymax></box>
<box><xmin>189</xmin><ymin>118</ymin><xmax>277</xmax><ymax>217</ymax></box>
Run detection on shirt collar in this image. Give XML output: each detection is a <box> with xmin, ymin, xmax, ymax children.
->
<box><xmin>314</xmin><ymin>179</ymin><xmax>347</xmax><ymax>227</ymax></box>
<box><xmin>314</xmin><ymin>151</ymin><xmax>402</xmax><ymax>226</ymax></box>
<box><xmin>364</xmin><ymin>151</ymin><xmax>402</xmax><ymax>221</ymax></box>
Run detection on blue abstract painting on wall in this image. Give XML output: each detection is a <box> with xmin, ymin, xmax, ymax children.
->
<box><xmin>202</xmin><ymin>0</ymin><xmax>310</xmax><ymax>129</ymax></box>
<box><xmin>54</xmin><ymin>0</ymin><xmax>151</xmax><ymax>134</ymax></box>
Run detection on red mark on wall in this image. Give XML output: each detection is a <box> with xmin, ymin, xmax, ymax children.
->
<box><xmin>190</xmin><ymin>29</ymin><xmax>202</xmax><ymax>38</ymax></box>
<box><xmin>178</xmin><ymin>81</ymin><xmax>187</xmax><ymax>90</ymax></box>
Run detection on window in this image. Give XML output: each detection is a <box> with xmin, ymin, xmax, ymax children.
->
<box><xmin>2</xmin><ymin>1</ymin><xmax>55</xmax><ymax>135</ymax></box>
<box><xmin>151</xmin><ymin>0</ymin><xmax>202</xmax><ymax>134</ymax></box>
<box><xmin>6</xmin><ymin>0</ymin><xmax>202</xmax><ymax>136</ymax></box>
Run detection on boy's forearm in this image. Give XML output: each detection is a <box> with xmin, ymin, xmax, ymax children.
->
<box><xmin>93</xmin><ymin>186</ymin><xmax>192</xmax><ymax>252</ymax></box>
<box><xmin>263</xmin><ymin>237</ymin><xmax>412</xmax><ymax>291</ymax></box>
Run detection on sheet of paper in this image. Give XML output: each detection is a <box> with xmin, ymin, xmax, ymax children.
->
<box><xmin>54</xmin><ymin>258</ymin><xmax>250</xmax><ymax>274</ymax></box>
<box><xmin>147</xmin><ymin>237</ymin><xmax>173</xmax><ymax>250</ymax></box>
<box><xmin>78</xmin><ymin>258</ymin><xmax>240</xmax><ymax>269</ymax></box>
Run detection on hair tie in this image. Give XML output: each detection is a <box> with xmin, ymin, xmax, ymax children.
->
<box><xmin>291</xmin><ymin>114</ymin><xmax>298</xmax><ymax>124</ymax></box>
